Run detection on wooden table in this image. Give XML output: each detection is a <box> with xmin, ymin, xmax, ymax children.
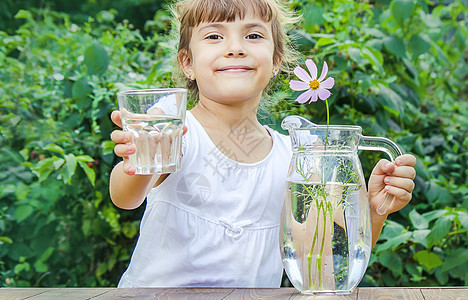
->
<box><xmin>1</xmin><ymin>287</ymin><xmax>467</xmax><ymax>299</ymax></box>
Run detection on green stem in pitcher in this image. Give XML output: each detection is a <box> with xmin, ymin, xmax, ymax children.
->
<box><xmin>317</xmin><ymin>205</ymin><xmax>326</xmax><ymax>289</ymax></box>
<box><xmin>324</xmin><ymin>99</ymin><xmax>329</xmax><ymax>151</ymax></box>
<box><xmin>307</xmin><ymin>202</ymin><xmax>320</xmax><ymax>289</ymax></box>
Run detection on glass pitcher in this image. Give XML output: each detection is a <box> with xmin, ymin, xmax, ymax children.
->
<box><xmin>280</xmin><ymin>115</ymin><xmax>402</xmax><ymax>295</ymax></box>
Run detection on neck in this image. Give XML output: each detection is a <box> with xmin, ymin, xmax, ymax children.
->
<box><xmin>191</xmin><ymin>95</ymin><xmax>262</xmax><ymax>131</ymax></box>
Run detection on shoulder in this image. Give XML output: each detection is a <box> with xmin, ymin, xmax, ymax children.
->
<box><xmin>264</xmin><ymin>126</ymin><xmax>291</xmax><ymax>153</ymax></box>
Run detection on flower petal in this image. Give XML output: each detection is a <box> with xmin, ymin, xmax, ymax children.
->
<box><xmin>289</xmin><ymin>80</ymin><xmax>310</xmax><ymax>91</ymax></box>
<box><xmin>305</xmin><ymin>59</ymin><xmax>317</xmax><ymax>80</ymax></box>
<box><xmin>318</xmin><ymin>61</ymin><xmax>329</xmax><ymax>82</ymax></box>
<box><xmin>309</xmin><ymin>90</ymin><xmax>318</xmax><ymax>103</ymax></box>
<box><xmin>317</xmin><ymin>88</ymin><xmax>331</xmax><ymax>100</ymax></box>
<box><xmin>295</xmin><ymin>89</ymin><xmax>313</xmax><ymax>104</ymax></box>
<box><xmin>320</xmin><ymin>77</ymin><xmax>335</xmax><ymax>89</ymax></box>
<box><xmin>293</xmin><ymin>66</ymin><xmax>312</xmax><ymax>83</ymax></box>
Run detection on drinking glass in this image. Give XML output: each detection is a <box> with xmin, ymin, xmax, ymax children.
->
<box><xmin>117</xmin><ymin>88</ymin><xmax>187</xmax><ymax>174</ymax></box>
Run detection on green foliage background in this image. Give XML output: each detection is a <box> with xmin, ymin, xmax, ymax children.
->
<box><xmin>1</xmin><ymin>0</ymin><xmax>467</xmax><ymax>288</ymax></box>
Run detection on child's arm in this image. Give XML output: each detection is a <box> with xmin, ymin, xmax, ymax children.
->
<box><xmin>367</xmin><ymin>154</ymin><xmax>417</xmax><ymax>247</ymax></box>
<box><xmin>109</xmin><ymin>110</ymin><xmax>161</xmax><ymax>209</ymax></box>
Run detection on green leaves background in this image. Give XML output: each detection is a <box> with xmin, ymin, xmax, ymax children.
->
<box><xmin>0</xmin><ymin>0</ymin><xmax>467</xmax><ymax>288</ymax></box>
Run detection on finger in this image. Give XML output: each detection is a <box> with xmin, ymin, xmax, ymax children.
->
<box><xmin>111</xmin><ymin>110</ymin><xmax>123</xmax><ymax>128</ymax></box>
<box><xmin>385</xmin><ymin>185</ymin><xmax>412</xmax><ymax>204</ymax></box>
<box><xmin>395</xmin><ymin>154</ymin><xmax>416</xmax><ymax>167</ymax></box>
<box><xmin>122</xmin><ymin>159</ymin><xmax>136</xmax><ymax>176</ymax></box>
<box><xmin>389</xmin><ymin>166</ymin><xmax>416</xmax><ymax>180</ymax></box>
<box><xmin>110</xmin><ymin>130</ymin><xmax>133</xmax><ymax>144</ymax></box>
<box><xmin>183</xmin><ymin>125</ymin><xmax>188</xmax><ymax>135</ymax></box>
<box><xmin>371</xmin><ymin>159</ymin><xmax>394</xmax><ymax>176</ymax></box>
<box><xmin>385</xmin><ymin>176</ymin><xmax>415</xmax><ymax>193</ymax></box>
<box><xmin>114</xmin><ymin>143</ymin><xmax>136</xmax><ymax>158</ymax></box>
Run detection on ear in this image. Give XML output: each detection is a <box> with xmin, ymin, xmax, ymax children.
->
<box><xmin>272</xmin><ymin>58</ymin><xmax>282</xmax><ymax>75</ymax></box>
<box><xmin>178</xmin><ymin>50</ymin><xmax>194</xmax><ymax>79</ymax></box>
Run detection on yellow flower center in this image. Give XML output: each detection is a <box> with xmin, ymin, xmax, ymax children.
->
<box><xmin>309</xmin><ymin>79</ymin><xmax>319</xmax><ymax>89</ymax></box>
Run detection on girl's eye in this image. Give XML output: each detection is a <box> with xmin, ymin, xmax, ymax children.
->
<box><xmin>246</xmin><ymin>33</ymin><xmax>263</xmax><ymax>39</ymax></box>
<box><xmin>206</xmin><ymin>34</ymin><xmax>222</xmax><ymax>40</ymax></box>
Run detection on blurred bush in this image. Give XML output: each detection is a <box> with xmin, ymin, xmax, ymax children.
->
<box><xmin>0</xmin><ymin>0</ymin><xmax>467</xmax><ymax>287</ymax></box>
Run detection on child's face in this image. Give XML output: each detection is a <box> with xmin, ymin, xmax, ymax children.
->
<box><xmin>181</xmin><ymin>12</ymin><xmax>278</xmax><ymax>105</ymax></box>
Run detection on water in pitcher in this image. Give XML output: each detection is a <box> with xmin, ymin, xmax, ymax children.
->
<box><xmin>122</xmin><ymin>114</ymin><xmax>184</xmax><ymax>174</ymax></box>
<box><xmin>280</xmin><ymin>181</ymin><xmax>372</xmax><ymax>295</ymax></box>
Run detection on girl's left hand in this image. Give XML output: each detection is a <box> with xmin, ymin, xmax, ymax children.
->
<box><xmin>368</xmin><ymin>154</ymin><xmax>417</xmax><ymax>215</ymax></box>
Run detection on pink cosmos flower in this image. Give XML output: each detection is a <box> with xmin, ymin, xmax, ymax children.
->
<box><xmin>289</xmin><ymin>59</ymin><xmax>335</xmax><ymax>103</ymax></box>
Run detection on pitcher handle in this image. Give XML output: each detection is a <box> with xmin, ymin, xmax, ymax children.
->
<box><xmin>358</xmin><ymin>136</ymin><xmax>403</xmax><ymax>216</ymax></box>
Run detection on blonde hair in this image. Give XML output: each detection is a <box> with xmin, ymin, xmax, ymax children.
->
<box><xmin>170</xmin><ymin>0</ymin><xmax>298</xmax><ymax>95</ymax></box>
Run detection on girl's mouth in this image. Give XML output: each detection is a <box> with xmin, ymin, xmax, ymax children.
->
<box><xmin>217</xmin><ymin>66</ymin><xmax>253</xmax><ymax>73</ymax></box>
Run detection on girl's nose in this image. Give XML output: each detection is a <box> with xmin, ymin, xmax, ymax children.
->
<box><xmin>225</xmin><ymin>38</ymin><xmax>246</xmax><ymax>57</ymax></box>
<box><xmin>226</xmin><ymin>49</ymin><xmax>246</xmax><ymax>57</ymax></box>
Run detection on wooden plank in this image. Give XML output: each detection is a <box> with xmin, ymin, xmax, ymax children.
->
<box><xmin>93</xmin><ymin>288</ymin><xmax>234</xmax><ymax>299</ymax></box>
<box><xmin>289</xmin><ymin>288</ymin><xmax>357</xmax><ymax>300</ymax></box>
<box><xmin>25</xmin><ymin>288</ymin><xmax>112</xmax><ymax>300</ymax></box>
<box><xmin>223</xmin><ymin>287</ymin><xmax>297</xmax><ymax>299</ymax></box>
<box><xmin>357</xmin><ymin>287</ymin><xmax>424</xmax><ymax>300</ymax></box>
<box><xmin>421</xmin><ymin>288</ymin><xmax>468</xmax><ymax>300</ymax></box>
<box><xmin>2</xmin><ymin>287</ymin><xmax>468</xmax><ymax>299</ymax></box>
<box><xmin>0</xmin><ymin>288</ymin><xmax>48</xmax><ymax>300</ymax></box>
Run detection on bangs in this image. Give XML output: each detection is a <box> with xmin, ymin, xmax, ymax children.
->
<box><xmin>178</xmin><ymin>0</ymin><xmax>275</xmax><ymax>27</ymax></box>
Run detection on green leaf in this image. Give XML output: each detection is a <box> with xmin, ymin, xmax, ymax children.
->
<box><xmin>52</xmin><ymin>158</ymin><xmax>65</xmax><ymax>170</ymax></box>
<box><xmin>44</xmin><ymin>144</ymin><xmax>65</xmax><ymax>156</ymax></box>
<box><xmin>414</xmin><ymin>250</ymin><xmax>443</xmax><ymax>271</ymax></box>
<box><xmin>384</xmin><ymin>35</ymin><xmax>407</xmax><ymax>58</ymax></box>
<box><xmin>409</xmin><ymin>209</ymin><xmax>429</xmax><ymax>229</ymax></box>
<box><xmin>16</xmin><ymin>205</ymin><xmax>34</xmax><ymax>223</ymax></box>
<box><xmin>76</xmin><ymin>155</ymin><xmax>94</xmax><ymax>163</ymax></box>
<box><xmin>391</xmin><ymin>0</ymin><xmax>415</xmax><ymax>25</ymax></box>
<box><xmin>361</xmin><ymin>47</ymin><xmax>384</xmax><ymax>73</ymax></box>
<box><xmin>411</xmin><ymin>229</ymin><xmax>430</xmax><ymax>248</ymax></box>
<box><xmin>290</xmin><ymin>30</ymin><xmax>316</xmax><ymax>53</ymax></box>
<box><xmin>122</xmin><ymin>222</ymin><xmax>138</xmax><ymax>239</ymax></box>
<box><xmin>422</xmin><ymin>209</ymin><xmax>447</xmax><ymax>222</ymax></box>
<box><xmin>379</xmin><ymin>250</ymin><xmax>402</xmax><ymax>276</ymax></box>
<box><xmin>378</xmin><ymin>232</ymin><xmax>412</xmax><ymax>251</ymax></box>
<box><xmin>377</xmin><ymin>83</ymin><xmax>405</xmax><ymax>117</ymax></box>
<box><xmin>414</xmin><ymin>158</ymin><xmax>431</xmax><ymax>180</ymax></box>
<box><xmin>31</xmin><ymin>157</ymin><xmax>57</xmax><ymax>182</ymax></box>
<box><xmin>348</xmin><ymin>47</ymin><xmax>367</xmax><ymax>68</ymax></box>
<box><xmin>8</xmin><ymin>244</ymin><xmax>32</xmax><ymax>261</ymax></box>
<box><xmin>34</xmin><ymin>247</ymin><xmax>54</xmax><ymax>273</ymax></box>
<box><xmin>456</xmin><ymin>211</ymin><xmax>468</xmax><ymax>230</ymax></box>
<box><xmin>409</xmin><ymin>33</ymin><xmax>431</xmax><ymax>59</ymax></box>
<box><xmin>84</xmin><ymin>41</ymin><xmax>109</xmax><ymax>76</ymax></box>
<box><xmin>441</xmin><ymin>248</ymin><xmax>468</xmax><ymax>272</ymax></box>
<box><xmin>426</xmin><ymin>216</ymin><xmax>453</xmax><ymax>248</ymax></box>
<box><xmin>34</xmin><ymin>261</ymin><xmax>48</xmax><ymax>273</ymax></box>
<box><xmin>1</xmin><ymin>148</ymin><xmax>24</xmax><ymax>164</ymax></box>
<box><xmin>82</xmin><ymin>219</ymin><xmax>91</xmax><ymax>237</ymax></box>
<box><xmin>303</xmin><ymin>4</ymin><xmax>325</xmax><ymax>32</ymax></box>
<box><xmin>425</xmin><ymin>182</ymin><xmax>453</xmax><ymax>205</ymax></box>
<box><xmin>14</xmin><ymin>10</ymin><xmax>33</xmax><ymax>21</ymax></box>
<box><xmin>62</xmin><ymin>154</ymin><xmax>77</xmax><ymax>184</ymax></box>
<box><xmin>72</xmin><ymin>77</ymin><xmax>92</xmax><ymax>101</ymax></box>
<box><xmin>379</xmin><ymin>220</ymin><xmax>405</xmax><ymax>240</ymax></box>
<box><xmin>14</xmin><ymin>262</ymin><xmax>31</xmax><ymax>274</ymax></box>
<box><xmin>78</xmin><ymin>161</ymin><xmax>96</xmax><ymax>186</ymax></box>
<box><xmin>435</xmin><ymin>268</ymin><xmax>449</xmax><ymax>285</ymax></box>
<box><xmin>0</xmin><ymin>236</ymin><xmax>13</xmax><ymax>244</ymax></box>
<box><xmin>316</xmin><ymin>37</ymin><xmax>335</xmax><ymax>47</ymax></box>
<box><xmin>96</xmin><ymin>263</ymin><xmax>107</xmax><ymax>277</ymax></box>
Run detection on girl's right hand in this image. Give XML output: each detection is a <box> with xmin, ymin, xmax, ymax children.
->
<box><xmin>110</xmin><ymin>110</ymin><xmax>137</xmax><ymax>175</ymax></box>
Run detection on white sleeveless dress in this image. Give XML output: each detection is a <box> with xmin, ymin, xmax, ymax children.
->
<box><xmin>118</xmin><ymin>111</ymin><xmax>292</xmax><ymax>288</ymax></box>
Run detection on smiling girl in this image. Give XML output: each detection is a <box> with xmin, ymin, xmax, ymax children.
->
<box><xmin>109</xmin><ymin>0</ymin><xmax>416</xmax><ymax>288</ymax></box>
